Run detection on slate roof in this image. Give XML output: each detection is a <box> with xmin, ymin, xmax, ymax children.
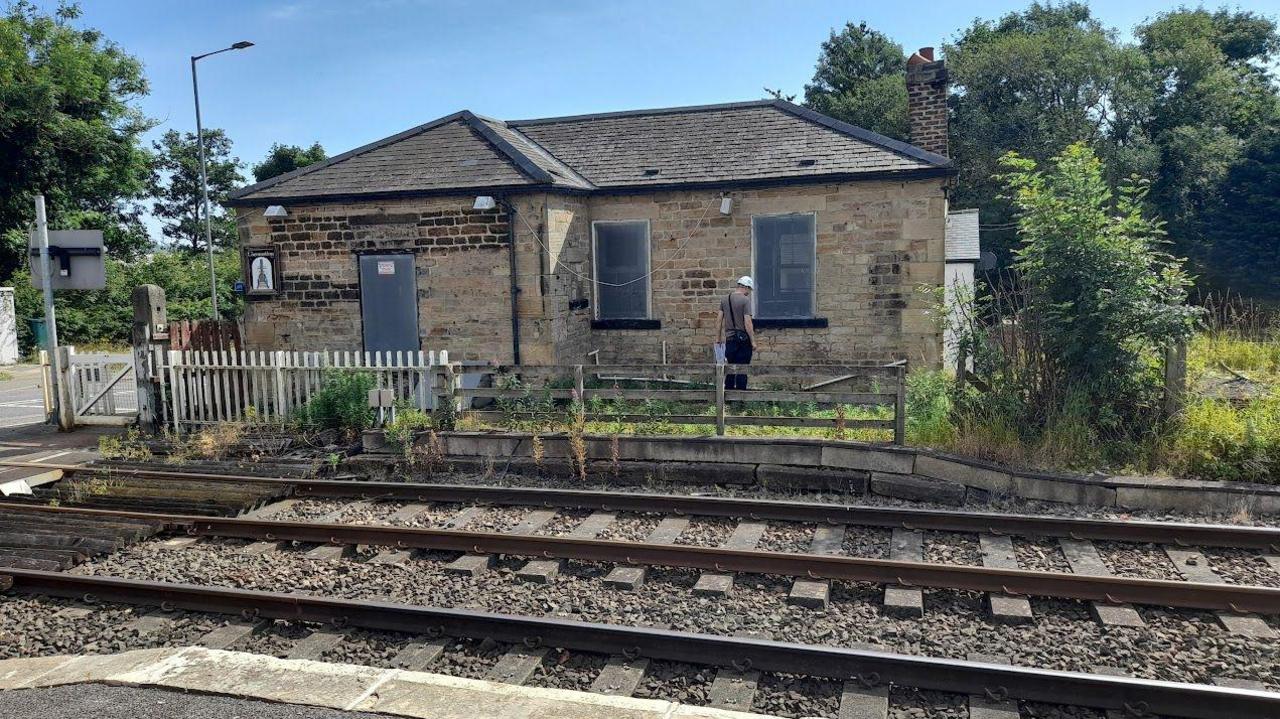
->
<box><xmin>945</xmin><ymin>208</ymin><xmax>981</xmax><ymax>262</ymax></box>
<box><xmin>229</xmin><ymin>100</ymin><xmax>952</xmax><ymax>205</ymax></box>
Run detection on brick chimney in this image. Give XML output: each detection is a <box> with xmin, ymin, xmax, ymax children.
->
<box><xmin>905</xmin><ymin>47</ymin><xmax>948</xmax><ymax>157</ymax></box>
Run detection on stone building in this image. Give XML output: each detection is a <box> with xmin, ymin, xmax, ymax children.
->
<box><xmin>227</xmin><ymin>48</ymin><xmax>955</xmax><ymax>367</ymax></box>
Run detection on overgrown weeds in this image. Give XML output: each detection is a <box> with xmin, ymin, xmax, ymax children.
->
<box><xmin>294</xmin><ymin>370</ymin><xmax>376</xmax><ymax>438</ymax></box>
<box><xmin>98</xmin><ymin>428</ymin><xmax>152</xmax><ymax>461</ymax></box>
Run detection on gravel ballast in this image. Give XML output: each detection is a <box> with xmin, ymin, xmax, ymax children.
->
<box><xmin>62</xmin><ymin>539</ymin><xmax>1280</xmax><ymax>691</ymax></box>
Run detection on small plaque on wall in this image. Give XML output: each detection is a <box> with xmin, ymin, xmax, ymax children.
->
<box><xmin>244</xmin><ymin>246</ymin><xmax>280</xmax><ymax>298</ymax></box>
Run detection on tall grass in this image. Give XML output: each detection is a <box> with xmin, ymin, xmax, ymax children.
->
<box><xmin>1161</xmin><ymin>391</ymin><xmax>1280</xmax><ymax>482</ymax></box>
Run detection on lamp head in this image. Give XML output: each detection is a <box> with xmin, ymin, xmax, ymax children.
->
<box><xmin>473</xmin><ymin>196</ymin><xmax>497</xmax><ymax>211</ymax></box>
<box><xmin>231</xmin><ymin>41</ymin><xmax>254</xmax><ymax>50</ymax></box>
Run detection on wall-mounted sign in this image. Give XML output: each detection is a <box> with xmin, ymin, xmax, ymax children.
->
<box><xmin>243</xmin><ymin>246</ymin><xmax>280</xmax><ymax>298</ymax></box>
<box><xmin>377</xmin><ymin>261</ymin><xmax>396</xmax><ymax>275</ymax></box>
<box><xmin>28</xmin><ymin>230</ymin><xmax>106</xmax><ymax>290</ymax></box>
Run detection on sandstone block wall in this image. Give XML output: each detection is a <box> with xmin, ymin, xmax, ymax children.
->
<box><xmin>236</xmin><ymin>178</ymin><xmax>946</xmax><ymax>369</ymax></box>
<box><xmin>236</xmin><ymin>197</ymin><xmax>514</xmax><ymax>363</ymax></box>
<box><xmin>584</xmin><ymin>180</ymin><xmax>946</xmax><ymax>366</ymax></box>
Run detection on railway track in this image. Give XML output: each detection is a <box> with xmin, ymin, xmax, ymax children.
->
<box><xmin>8</xmin><ymin>459</ymin><xmax>1280</xmax><ymax>550</ymax></box>
<box><xmin>3</xmin><ymin>462</ymin><xmax>1280</xmax><ymax>716</ymax></box>
<box><xmin>2</xmin><ymin>568</ymin><xmax>1277</xmax><ymax>719</ymax></box>
<box><xmin>2</xmin><ymin>502</ymin><xmax>1277</xmax><ymax>616</ymax></box>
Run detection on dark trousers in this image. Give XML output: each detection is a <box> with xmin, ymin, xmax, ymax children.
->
<box><xmin>724</xmin><ymin>336</ymin><xmax>753</xmax><ymax>390</ymax></box>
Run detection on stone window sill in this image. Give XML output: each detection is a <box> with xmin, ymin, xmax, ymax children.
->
<box><xmin>753</xmin><ymin>318</ymin><xmax>829</xmax><ymax>329</ymax></box>
<box><xmin>591</xmin><ymin>319</ymin><xmax>661</xmax><ymax>330</ymax></box>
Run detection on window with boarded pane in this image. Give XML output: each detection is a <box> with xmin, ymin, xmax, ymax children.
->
<box><xmin>593</xmin><ymin>220</ymin><xmax>650</xmax><ymax>319</ymax></box>
<box><xmin>753</xmin><ymin>214</ymin><xmax>816</xmax><ymax>319</ymax></box>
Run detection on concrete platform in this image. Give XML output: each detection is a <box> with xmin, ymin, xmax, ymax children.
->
<box><xmin>0</xmin><ymin>648</ymin><xmax>774</xmax><ymax>719</ymax></box>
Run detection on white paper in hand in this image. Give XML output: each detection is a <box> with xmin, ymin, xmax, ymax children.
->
<box><xmin>713</xmin><ymin>342</ymin><xmax>726</xmax><ymax>364</ymax></box>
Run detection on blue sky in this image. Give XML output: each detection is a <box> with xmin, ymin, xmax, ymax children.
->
<box><xmin>61</xmin><ymin>0</ymin><xmax>1280</xmax><ymax>184</ymax></box>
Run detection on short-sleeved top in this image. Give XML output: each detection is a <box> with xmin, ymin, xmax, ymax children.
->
<box><xmin>721</xmin><ymin>292</ymin><xmax>752</xmax><ymax>332</ymax></box>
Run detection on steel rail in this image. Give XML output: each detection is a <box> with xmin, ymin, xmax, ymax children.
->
<box><xmin>1</xmin><ymin>568</ymin><xmax>1275</xmax><ymax>719</ymax></box>
<box><xmin>2</xmin><ymin>503</ymin><xmax>1278</xmax><ymax>614</ymax></box>
<box><xmin>6</xmin><ymin>459</ymin><xmax>1280</xmax><ymax>550</ymax></box>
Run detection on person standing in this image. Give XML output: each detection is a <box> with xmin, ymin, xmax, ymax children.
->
<box><xmin>716</xmin><ymin>276</ymin><xmax>755</xmax><ymax>390</ymax></box>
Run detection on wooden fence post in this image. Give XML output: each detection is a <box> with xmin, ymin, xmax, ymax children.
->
<box><xmin>131</xmin><ymin>285</ymin><xmax>167</xmax><ymax>434</ymax></box>
<box><xmin>574</xmin><ymin>364</ymin><xmax>585</xmax><ymax>420</ymax></box>
<box><xmin>55</xmin><ymin>345</ymin><xmax>75</xmax><ymax>431</ymax></box>
<box><xmin>1163</xmin><ymin>339</ymin><xmax>1187</xmax><ymax>419</ymax></box>
<box><xmin>715</xmin><ymin>363</ymin><xmax>726</xmax><ymax>436</ymax></box>
<box><xmin>893</xmin><ymin>361</ymin><xmax>907</xmax><ymax>446</ymax></box>
<box><xmin>273</xmin><ymin>350</ymin><xmax>287</xmax><ymax>423</ymax></box>
<box><xmin>444</xmin><ymin>362</ymin><xmax>461</xmax><ymax>412</ymax></box>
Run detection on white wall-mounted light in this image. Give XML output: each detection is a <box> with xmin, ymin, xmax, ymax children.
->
<box><xmin>473</xmin><ymin>196</ymin><xmax>497</xmax><ymax>211</ymax></box>
<box><xmin>719</xmin><ymin>197</ymin><xmax>733</xmax><ymax>215</ymax></box>
<box><xmin>264</xmin><ymin>205</ymin><xmax>289</xmax><ymax>218</ymax></box>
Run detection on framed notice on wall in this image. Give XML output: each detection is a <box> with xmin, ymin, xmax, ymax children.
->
<box><xmin>244</xmin><ymin>246</ymin><xmax>280</xmax><ymax>298</ymax></box>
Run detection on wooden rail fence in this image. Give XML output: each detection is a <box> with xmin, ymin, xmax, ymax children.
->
<box><xmin>159</xmin><ymin>353</ymin><xmax>907</xmax><ymax>444</ymax></box>
<box><xmin>448</xmin><ymin>362</ymin><xmax>907</xmax><ymax>443</ymax></box>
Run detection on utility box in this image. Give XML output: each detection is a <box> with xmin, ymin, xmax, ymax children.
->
<box><xmin>28</xmin><ymin>230</ymin><xmax>106</xmax><ymax>291</ymax></box>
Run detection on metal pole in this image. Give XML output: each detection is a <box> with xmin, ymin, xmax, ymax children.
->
<box><xmin>34</xmin><ymin>196</ymin><xmax>62</xmax><ymax>426</ymax></box>
<box><xmin>191</xmin><ymin>57</ymin><xmax>218</xmax><ymax>319</ymax></box>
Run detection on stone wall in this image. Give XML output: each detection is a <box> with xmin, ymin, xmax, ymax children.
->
<box><xmin>237</xmin><ymin>178</ymin><xmax>947</xmax><ymax>368</ymax></box>
<box><xmin>236</xmin><ymin>197</ymin><xmax>514</xmax><ymax>362</ymax></box>
<box><xmin>585</xmin><ymin>181</ymin><xmax>947</xmax><ymax>366</ymax></box>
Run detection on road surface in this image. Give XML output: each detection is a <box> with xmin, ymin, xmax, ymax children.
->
<box><xmin>0</xmin><ymin>364</ymin><xmax>50</xmax><ymax>427</ymax></box>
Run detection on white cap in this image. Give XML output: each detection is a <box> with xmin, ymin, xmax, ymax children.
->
<box><xmin>736</xmin><ymin>275</ymin><xmax>754</xmax><ymax>289</ymax></box>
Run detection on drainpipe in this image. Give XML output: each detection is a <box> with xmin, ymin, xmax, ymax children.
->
<box><xmin>500</xmin><ymin>196</ymin><xmax>521</xmax><ymax>366</ymax></box>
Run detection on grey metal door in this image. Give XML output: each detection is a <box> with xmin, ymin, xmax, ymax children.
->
<box><xmin>359</xmin><ymin>254</ymin><xmax>419</xmax><ymax>354</ymax></box>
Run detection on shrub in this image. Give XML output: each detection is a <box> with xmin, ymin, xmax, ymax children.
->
<box><xmin>296</xmin><ymin>371</ymin><xmax>376</xmax><ymax>435</ymax></box>
<box><xmin>938</xmin><ymin>143</ymin><xmax>1201</xmax><ymax>468</ymax></box>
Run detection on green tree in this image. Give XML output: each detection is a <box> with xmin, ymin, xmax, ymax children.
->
<box><xmin>149</xmin><ymin>129</ymin><xmax>243</xmax><ymax>252</ymax></box>
<box><xmin>999</xmin><ymin>143</ymin><xmax>1199</xmax><ymax>414</ymax></box>
<box><xmin>1136</xmin><ymin>9</ymin><xmax>1280</xmax><ymax>281</ymax></box>
<box><xmin>252</xmin><ymin>142</ymin><xmax>326</xmax><ymax>182</ymax></box>
<box><xmin>0</xmin><ymin>1</ymin><xmax>154</xmax><ymax>274</ymax></box>
<box><xmin>801</xmin><ymin>22</ymin><xmax>908</xmax><ymax>140</ymax></box>
<box><xmin>945</xmin><ymin>2</ymin><xmax>1150</xmax><ymax>260</ymax></box>
<box><xmin>1202</xmin><ymin>127</ymin><xmax>1280</xmax><ymax>301</ymax></box>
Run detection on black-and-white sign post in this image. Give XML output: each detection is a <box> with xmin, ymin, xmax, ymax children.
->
<box><xmin>30</xmin><ymin>195</ymin><xmax>106</xmax><ymax>431</ymax></box>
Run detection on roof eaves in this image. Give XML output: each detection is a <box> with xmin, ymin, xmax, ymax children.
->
<box><xmin>507</xmin><ymin>99</ymin><xmax>778</xmax><ymax>127</ymax></box>
<box><xmin>771</xmin><ymin>100</ymin><xmax>952</xmax><ymax>168</ymax></box>
<box><xmin>228</xmin><ymin>110</ymin><xmax>471</xmax><ymax>201</ymax></box>
<box><xmin>224</xmin><ymin>166</ymin><xmax>955</xmax><ymax>208</ymax></box>
<box><xmin>460</xmin><ymin>111</ymin><xmax>555</xmax><ymax>184</ymax></box>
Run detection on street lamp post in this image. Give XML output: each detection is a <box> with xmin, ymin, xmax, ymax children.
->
<box><xmin>191</xmin><ymin>40</ymin><xmax>253</xmax><ymax>319</ymax></box>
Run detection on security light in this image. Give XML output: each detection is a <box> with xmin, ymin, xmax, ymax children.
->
<box><xmin>264</xmin><ymin>205</ymin><xmax>289</xmax><ymax>218</ymax></box>
<box><xmin>719</xmin><ymin>197</ymin><xmax>733</xmax><ymax>215</ymax></box>
<box><xmin>473</xmin><ymin>196</ymin><xmax>497</xmax><ymax>211</ymax></box>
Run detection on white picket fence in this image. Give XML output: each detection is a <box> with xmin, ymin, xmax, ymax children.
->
<box><xmin>164</xmin><ymin>349</ymin><xmax>451</xmax><ymax>432</ymax></box>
